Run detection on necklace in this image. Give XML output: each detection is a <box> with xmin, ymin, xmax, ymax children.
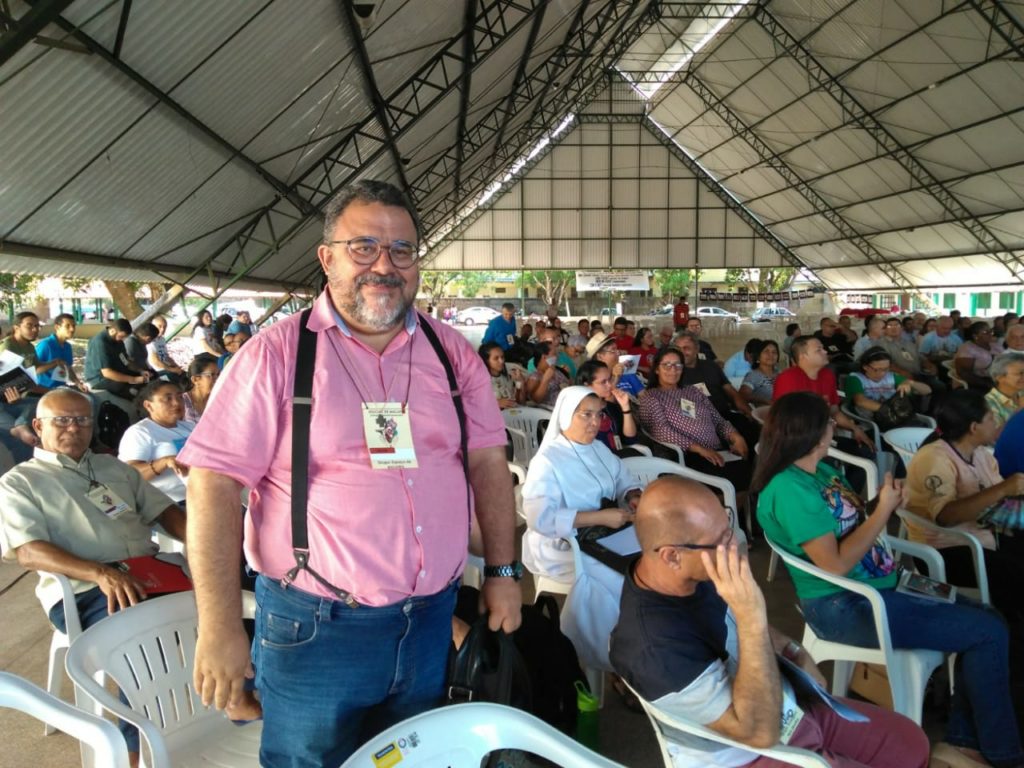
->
<box><xmin>566</xmin><ymin>437</ymin><xmax>617</xmax><ymax>495</ymax></box>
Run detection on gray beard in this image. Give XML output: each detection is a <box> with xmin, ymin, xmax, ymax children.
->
<box><xmin>333</xmin><ymin>273</ymin><xmax>414</xmax><ymax>331</ymax></box>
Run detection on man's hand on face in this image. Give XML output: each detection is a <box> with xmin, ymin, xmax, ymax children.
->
<box><xmin>701</xmin><ymin>543</ymin><xmax>767</xmax><ymax>626</ymax></box>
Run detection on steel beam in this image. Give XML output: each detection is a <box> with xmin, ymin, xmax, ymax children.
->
<box><xmin>167</xmin><ymin>0</ymin><xmax>545</xmax><ymax>295</ymax></box>
<box><xmin>341</xmin><ymin>0</ymin><xmax>414</xmax><ymax>204</ymax></box>
<box><xmin>25</xmin><ymin>1</ymin><xmax>317</xmax><ymax>219</ymax></box>
<box><xmin>967</xmin><ymin>0</ymin><xmax>1024</xmax><ymax>60</ymax></box>
<box><xmin>0</xmin><ymin>0</ymin><xmax>74</xmax><ymax>67</ymax></box>
<box><xmin>679</xmin><ymin>72</ymin><xmax>927</xmax><ymax>294</ymax></box>
<box><xmin>111</xmin><ymin>0</ymin><xmax>131</xmax><ymax>59</ymax></box>
<box><xmin>418</xmin><ymin>0</ymin><xmax>654</xmax><ymax>235</ymax></box>
<box><xmin>751</xmin><ymin>4</ymin><xmax>1024</xmax><ymax>283</ymax></box>
<box><xmin>452</xmin><ymin>0</ymin><xmax>479</xmax><ymax>196</ymax></box>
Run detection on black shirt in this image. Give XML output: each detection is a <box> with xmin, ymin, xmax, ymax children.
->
<box><xmin>813</xmin><ymin>331</ymin><xmax>854</xmax><ymax>362</ymax></box>
<box><xmin>680</xmin><ymin>360</ymin><xmax>731</xmax><ymax>415</ymax></box>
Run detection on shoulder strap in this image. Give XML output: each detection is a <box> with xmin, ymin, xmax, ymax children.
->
<box><xmin>284</xmin><ymin>309</ymin><xmax>357</xmax><ymax>606</ymax></box>
<box><xmin>417</xmin><ymin>314</ymin><xmax>470</xmax><ymax>520</ymax></box>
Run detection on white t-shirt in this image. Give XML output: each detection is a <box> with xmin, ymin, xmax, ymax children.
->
<box><xmin>147</xmin><ymin>336</ymin><xmax>173</xmax><ymax>369</ymax></box>
<box><xmin>118</xmin><ymin>419</ymin><xmax>196</xmax><ymax>502</ymax></box>
<box><xmin>192</xmin><ymin>325</ymin><xmax>213</xmax><ymax>354</ymax></box>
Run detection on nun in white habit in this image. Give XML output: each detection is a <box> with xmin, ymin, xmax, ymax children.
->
<box><xmin>522</xmin><ymin>386</ymin><xmax>641</xmax><ymax>581</ymax></box>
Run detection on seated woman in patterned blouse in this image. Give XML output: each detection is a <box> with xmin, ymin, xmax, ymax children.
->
<box><xmin>637</xmin><ymin>346</ymin><xmax>752</xmax><ymax>493</ymax></box>
<box><xmin>739</xmin><ymin>338</ymin><xmax>781</xmax><ymax>407</ymax></box>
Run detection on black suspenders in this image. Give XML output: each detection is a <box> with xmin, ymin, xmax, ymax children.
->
<box><xmin>283</xmin><ymin>310</ymin><xmax>470</xmax><ymax>606</ymax></box>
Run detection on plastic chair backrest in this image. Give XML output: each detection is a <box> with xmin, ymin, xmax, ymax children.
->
<box><xmin>502</xmin><ymin>407</ymin><xmax>552</xmax><ymax>464</ymax></box>
<box><xmin>65</xmin><ymin>591</ymin><xmax>256</xmax><ymax>768</ymax></box>
<box><xmin>621</xmin><ymin>456</ymin><xmax>737</xmax><ymax>525</ymax></box>
<box><xmin>619</xmin><ymin>678</ymin><xmax>829</xmax><ymax>768</ymax></box>
<box><xmin>895</xmin><ymin>508</ymin><xmax>990</xmax><ymax>604</ymax></box>
<box><xmin>882</xmin><ymin>427</ymin><xmax>933</xmax><ymax>468</ymax></box>
<box><xmin>505</xmin><ymin>426</ymin><xmax>531</xmax><ymax>467</ymax></box>
<box><xmin>0</xmin><ymin>672</ymin><xmax>130</xmax><ymax>768</ymax></box>
<box><xmin>826</xmin><ymin>445</ymin><xmax>879</xmax><ymax>499</ymax></box>
<box><xmin>751</xmin><ymin>405</ymin><xmax>770</xmax><ymax>425</ymax></box>
<box><xmin>765</xmin><ymin>537</ymin><xmax>894</xmax><ymax>664</ymax></box>
<box><xmin>340</xmin><ymin>702</ymin><xmax>624</xmax><ymax>768</ymax></box>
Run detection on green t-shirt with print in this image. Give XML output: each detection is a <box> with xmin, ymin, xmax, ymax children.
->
<box><xmin>1</xmin><ymin>336</ymin><xmax>36</xmax><ymax>368</ymax></box>
<box><xmin>757</xmin><ymin>462</ymin><xmax>899</xmax><ymax>599</ymax></box>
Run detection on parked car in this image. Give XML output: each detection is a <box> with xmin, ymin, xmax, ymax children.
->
<box><xmin>695</xmin><ymin>306</ymin><xmax>740</xmax><ymax>322</ymax></box>
<box><xmin>646</xmin><ymin>304</ymin><xmax>673</xmax><ymax>316</ymax></box>
<box><xmin>751</xmin><ymin>306</ymin><xmax>798</xmax><ymax>322</ymax></box>
<box><xmin>456</xmin><ymin>306</ymin><xmax>500</xmax><ymax>325</ymax></box>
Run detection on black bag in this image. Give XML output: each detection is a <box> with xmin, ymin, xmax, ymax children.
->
<box><xmin>874</xmin><ymin>393</ymin><xmax>915</xmax><ymax>431</ymax></box>
<box><xmin>449</xmin><ymin>590</ymin><xmax>584</xmax><ymax>735</ymax></box>
<box><xmin>96</xmin><ymin>400</ymin><xmax>131</xmax><ymax>448</ymax></box>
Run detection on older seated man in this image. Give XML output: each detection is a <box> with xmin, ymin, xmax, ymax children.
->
<box><xmin>0</xmin><ymin>389</ymin><xmax>259</xmax><ymax>763</ymax></box>
<box><xmin>0</xmin><ymin>389</ymin><xmax>186</xmax><ymax>762</ymax></box>
<box><xmin>610</xmin><ymin>476</ymin><xmax>929</xmax><ymax>768</ymax></box>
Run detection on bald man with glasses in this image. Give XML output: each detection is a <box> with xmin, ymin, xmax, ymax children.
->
<box><xmin>610</xmin><ymin>476</ymin><xmax>928</xmax><ymax>768</ymax></box>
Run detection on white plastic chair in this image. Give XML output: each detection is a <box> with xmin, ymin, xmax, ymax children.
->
<box><xmin>942</xmin><ymin>359</ymin><xmax>969</xmax><ymax>390</ymax></box>
<box><xmin>895</xmin><ymin>508</ymin><xmax>990</xmax><ymax>605</ymax></box>
<box><xmin>41</xmin><ymin>571</ymin><xmax>86</xmax><ymax>735</ymax></box>
<box><xmin>508</xmin><ymin>460</ymin><xmax>527</xmax><ymax>523</ymax></box>
<box><xmin>751</xmin><ymin>405</ymin><xmax>771</xmax><ymax>425</ymax></box>
<box><xmin>767</xmin><ymin>446</ymin><xmax>880</xmax><ymax>583</ymax></box>
<box><xmin>340</xmin><ymin>702</ymin><xmax>624</xmax><ymax>768</ymax></box>
<box><xmin>505</xmin><ymin>426</ymin><xmax>531</xmax><ymax>468</ymax></box>
<box><xmin>621</xmin><ymin>456</ymin><xmax>738</xmax><ymax>531</ymax></box>
<box><xmin>0</xmin><ymin>672</ymin><xmax>130</xmax><ymax>768</ymax></box>
<box><xmin>882</xmin><ymin>427</ymin><xmax>933</xmax><ymax>469</ymax></box>
<box><xmin>766</xmin><ymin>537</ymin><xmax>946</xmax><ymax>725</ymax></box>
<box><xmin>620</xmin><ymin>678</ymin><xmax>829</xmax><ymax>768</ymax></box>
<box><xmin>65</xmin><ymin>591</ymin><xmax>262</xmax><ymax>768</ymax></box>
<box><xmin>530</xmin><ymin>535</ymin><xmax>584</xmax><ymax>602</ymax></box>
<box><xmin>502</xmin><ymin>407</ymin><xmax>552</xmax><ymax>466</ymax></box>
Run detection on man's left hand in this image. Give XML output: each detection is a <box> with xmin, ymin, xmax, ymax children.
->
<box><xmin>482</xmin><ymin>578</ymin><xmax>522</xmax><ymax>633</ymax></box>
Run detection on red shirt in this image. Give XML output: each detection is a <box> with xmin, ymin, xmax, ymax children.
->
<box><xmin>773</xmin><ymin>365</ymin><xmax>839</xmax><ymax>406</ymax></box>
<box><xmin>632</xmin><ymin>346</ymin><xmax>657</xmax><ymax>374</ymax></box>
<box><xmin>673</xmin><ymin>302</ymin><xmax>689</xmax><ymax>327</ymax></box>
<box><xmin>614</xmin><ymin>335</ymin><xmax>635</xmax><ymax>351</ymax></box>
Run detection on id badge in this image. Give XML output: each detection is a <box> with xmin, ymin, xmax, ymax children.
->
<box><xmin>694</xmin><ymin>382</ymin><xmax>710</xmax><ymax>397</ymax></box>
<box><xmin>680</xmin><ymin>398</ymin><xmax>697</xmax><ymax>419</ymax></box>
<box><xmin>779</xmin><ymin>682</ymin><xmax>806</xmax><ymax>744</ymax></box>
<box><xmin>362</xmin><ymin>403</ymin><xmax>418</xmax><ymax>469</ymax></box>
<box><xmin>86</xmin><ymin>484</ymin><xmax>132</xmax><ymax>519</ymax></box>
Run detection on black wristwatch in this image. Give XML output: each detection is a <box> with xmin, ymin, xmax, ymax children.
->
<box><xmin>483</xmin><ymin>560</ymin><xmax>524</xmax><ymax>581</ymax></box>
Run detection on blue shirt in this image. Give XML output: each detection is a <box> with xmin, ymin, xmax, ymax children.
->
<box><xmin>995</xmin><ymin>409</ymin><xmax>1024</xmax><ymax>477</ymax></box>
<box><xmin>723</xmin><ymin>351</ymin><xmax>751</xmax><ymax>379</ymax></box>
<box><xmin>34</xmin><ymin>334</ymin><xmax>72</xmax><ymax>388</ymax></box>
<box><xmin>919</xmin><ymin>331</ymin><xmax>962</xmax><ymax>357</ymax></box>
<box><xmin>482</xmin><ymin>315</ymin><xmax>517</xmax><ymax>350</ymax></box>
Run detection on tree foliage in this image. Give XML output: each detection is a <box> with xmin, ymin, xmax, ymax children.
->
<box><xmin>724</xmin><ymin>267</ymin><xmax>797</xmax><ymax>293</ymax></box>
<box><xmin>458</xmin><ymin>272</ymin><xmax>489</xmax><ymax>299</ymax></box>
<box><xmin>653</xmin><ymin>269</ymin><xmax>695</xmax><ymax>299</ymax></box>
<box><xmin>420</xmin><ymin>271</ymin><xmax>463</xmax><ymax>305</ymax></box>
<box><xmin>517</xmin><ymin>270</ymin><xmax>575</xmax><ymax>308</ymax></box>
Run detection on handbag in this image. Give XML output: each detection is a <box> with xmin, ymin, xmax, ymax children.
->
<box><xmin>446</xmin><ymin>614</ymin><xmax>533</xmax><ymax>712</ymax></box>
<box><xmin>980</xmin><ymin>496</ymin><xmax>1024</xmax><ymax>531</ymax></box>
<box><xmin>874</xmin><ymin>393</ymin><xmax>915</xmax><ymax>431</ymax></box>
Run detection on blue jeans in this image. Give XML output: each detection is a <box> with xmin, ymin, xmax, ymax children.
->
<box><xmin>802</xmin><ymin>588</ymin><xmax>1022</xmax><ymax>767</ymax></box>
<box><xmin>253</xmin><ymin>575</ymin><xmax>457</xmax><ymax>768</ymax></box>
<box><xmin>48</xmin><ymin>587</ymin><xmax>140</xmax><ymax>754</ymax></box>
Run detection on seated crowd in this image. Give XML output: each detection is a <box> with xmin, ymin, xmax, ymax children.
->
<box><xmin>2</xmin><ymin>301</ymin><xmax>1024</xmax><ymax>767</ymax></box>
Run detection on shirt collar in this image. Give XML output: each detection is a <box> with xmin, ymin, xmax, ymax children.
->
<box><xmin>32</xmin><ymin>446</ymin><xmax>94</xmax><ymax>469</ymax></box>
<box><xmin>989</xmin><ymin>388</ymin><xmax>1014</xmax><ymax>407</ymax></box>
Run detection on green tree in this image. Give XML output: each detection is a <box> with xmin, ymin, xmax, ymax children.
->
<box><xmin>725</xmin><ymin>267</ymin><xmax>797</xmax><ymax>293</ymax></box>
<box><xmin>653</xmin><ymin>269</ymin><xmax>694</xmax><ymax>299</ymax></box>
<box><xmin>103</xmin><ymin>280</ymin><xmax>144</xmax><ymax>318</ymax></box>
<box><xmin>457</xmin><ymin>272</ymin><xmax>489</xmax><ymax>299</ymax></box>
<box><xmin>517</xmin><ymin>270</ymin><xmax>575</xmax><ymax>307</ymax></box>
<box><xmin>420</xmin><ymin>271</ymin><xmax>463</xmax><ymax>305</ymax></box>
<box><xmin>0</xmin><ymin>272</ymin><xmax>41</xmax><ymax>318</ymax></box>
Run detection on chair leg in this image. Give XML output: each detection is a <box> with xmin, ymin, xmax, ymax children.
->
<box><xmin>766</xmin><ymin>551</ymin><xmax>779</xmax><ymax>583</ymax></box>
<box><xmin>43</xmin><ymin>638</ymin><xmax>67</xmax><ymax>735</ymax></box>
<box><xmin>584</xmin><ymin>667</ymin><xmax>605</xmax><ymax>708</ymax></box>
<box><xmin>830</xmin><ymin>660</ymin><xmax>854</xmax><ymax>697</ymax></box>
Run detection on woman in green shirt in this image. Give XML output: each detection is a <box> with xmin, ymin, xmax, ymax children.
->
<box><xmin>755</xmin><ymin>392</ymin><xmax>1022</xmax><ymax>768</ymax></box>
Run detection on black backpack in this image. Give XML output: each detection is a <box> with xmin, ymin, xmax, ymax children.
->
<box><xmin>95</xmin><ymin>400</ymin><xmax>131</xmax><ymax>449</ymax></box>
<box><xmin>450</xmin><ymin>587</ymin><xmax>585</xmax><ymax>734</ymax></box>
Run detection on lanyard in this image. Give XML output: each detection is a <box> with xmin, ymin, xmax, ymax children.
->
<box><xmin>324</xmin><ymin>326</ymin><xmax>415</xmax><ymax>406</ymax></box>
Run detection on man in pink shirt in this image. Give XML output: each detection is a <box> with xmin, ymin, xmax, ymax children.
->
<box><xmin>181</xmin><ymin>180</ymin><xmax>521</xmax><ymax>767</ymax></box>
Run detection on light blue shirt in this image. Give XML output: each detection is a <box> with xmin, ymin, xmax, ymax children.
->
<box><xmin>919</xmin><ymin>331</ymin><xmax>961</xmax><ymax>357</ymax></box>
<box><xmin>723</xmin><ymin>351</ymin><xmax>751</xmax><ymax>379</ymax></box>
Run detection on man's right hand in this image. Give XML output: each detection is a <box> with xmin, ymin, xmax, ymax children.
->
<box><xmin>194</xmin><ymin>624</ymin><xmax>254</xmax><ymax>711</ymax></box>
<box><xmin>95</xmin><ymin>564</ymin><xmax>148</xmax><ymax>614</ymax></box>
<box><xmin>702</xmin><ymin>543</ymin><xmax>767</xmax><ymax>625</ymax></box>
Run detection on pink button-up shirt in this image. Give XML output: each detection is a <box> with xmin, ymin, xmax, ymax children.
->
<box><xmin>178</xmin><ymin>292</ymin><xmax>506</xmax><ymax>606</ymax></box>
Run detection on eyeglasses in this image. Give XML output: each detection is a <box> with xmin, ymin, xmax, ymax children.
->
<box><xmin>659</xmin><ymin>362</ymin><xmax>684</xmax><ymax>371</ymax></box>
<box><xmin>328</xmin><ymin>236</ymin><xmax>419</xmax><ymax>267</ymax></box>
<box><xmin>38</xmin><ymin>415</ymin><xmax>93</xmax><ymax>427</ymax></box>
<box><xmin>655</xmin><ymin>524</ymin><xmax>735</xmax><ymax>552</ymax></box>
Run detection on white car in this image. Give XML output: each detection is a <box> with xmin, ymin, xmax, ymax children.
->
<box><xmin>751</xmin><ymin>306</ymin><xmax>798</xmax><ymax>322</ymax></box>
<box><xmin>456</xmin><ymin>306</ymin><xmax>500</xmax><ymax>325</ymax></box>
<box><xmin>695</xmin><ymin>306</ymin><xmax>740</xmax><ymax>322</ymax></box>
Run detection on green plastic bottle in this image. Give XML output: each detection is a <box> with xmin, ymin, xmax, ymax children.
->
<box><xmin>575</xmin><ymin>679</ymin><xmax>600</xmax><ymax>751</ymax></box>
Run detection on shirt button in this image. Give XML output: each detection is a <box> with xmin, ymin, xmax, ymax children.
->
<box><xmin>420</xmin><ymin>569</ymin><xmax>427</xmax><ymax>578</ymax></box>
<box><xmin>407</xmin><ymin>478</ymin><xmax>414</xmax><ymax>487</ymax></box>
<box><xmin>415</xmin><ymin>525</ymin><xmax>423</xmax><ymax>533</ymax></box>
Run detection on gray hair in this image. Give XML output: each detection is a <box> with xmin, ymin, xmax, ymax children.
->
<box><xmin>990</xmin><ymin>351</ymin><xmax>1024</xmax><ymax>380</ymax></box>
<box><xmin>321</xmin><ymin>180</ymin><xmax>421</xmax><ymax>244</ymax></box>
<box><xmin>37</xmin><ymin>388</ymin><xmax>92</xmax><ymax>414</ymax></box>
<box><xmin>672</xmin><ymin>329</ymin><xmax>699</xmax><ymax>346</ymax></box>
